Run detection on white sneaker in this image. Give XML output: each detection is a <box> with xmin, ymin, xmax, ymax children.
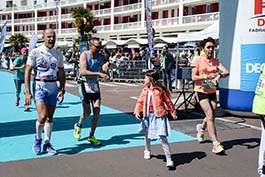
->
<box><xmin>166</xmin><ymin>158</ymin><xmax>174</xmax><ymax>167</ymax></box>
<box><xmin>144</xmin><ymin>150</ymin><xmax>151</xmax><ymax>160</ymax></box>
<box><xmin>196</xmin><ymin>124</ymin><xmax>205</xmax><ymax>143</ymax></box>
<box><xmin>212</xmin><ymin>142</ymin><xmax>224</xmax><ymax>154</ymax></box>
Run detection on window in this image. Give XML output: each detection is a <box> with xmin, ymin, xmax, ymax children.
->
<box><xmin>21</xmin><ymin>0</ymin><xmax>27</xmax><ymax>6</ymax></box>
<box><xmin>6</xmin><ymin>1</ymin><xmax>13</xmax><ymax>8</ymax></box>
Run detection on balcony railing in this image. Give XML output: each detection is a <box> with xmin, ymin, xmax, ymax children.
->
<box><xmin>114</xmin><ymin>3</ymin><xmax>141</xmax><ymax>13</ymax></box>
<box><xmin>4</xmin><ymin>12</ymin><xmax>219</xmax><ymax>37</ymax></box>
<box><xmin>61</xmin><ymin>28</ymin><xmax>78</xmax><ymax>34</ymax></box>
<box><xmin>94</xmin><ymin>25</ymin><xmax>111</xmax><ymax>32</ymax></box>
<box><xmin>151</xmin><ymin>0</ymin><xmax>180</xmax><ymax>7</ymax></box>
<box><xmin>37</xmin><ymin>16</ymin><xmax>57</xmax><ymax>22</ymax></box>
<box><xmin>14</xmin><ymin>30</ymin><xmax>35</xmax><ymax>36</ymax></box>
<box><xmin>113</xmin><ymin>21</ymin><xmax>141</xmax><ymax>31</ymax></box>
<box><xmin>37</xmin><ymin>29</ymin><xmax>58</xmax><ymax>35</ymax></box>
<box><xmin>152</xmin><ymin>17</ymin><xmax>180</xmax><ymax>27</ymax></box>
<box><xmin>0</xmin><ymin>20</ymin><xmax>12</xmax><ymax>24</ymax></box>
<box><xmin>61</xmin><ymin>13</ymin><xmax>73</xmax><ymax>20</ymax></box>
<box><xmin>93</xmin><ymin>8</ymin><xmax>111</xmax><ymax>16</ymax></box>
<box><xmin>183</xmin><ymin>12</ymin><xmax>219</xmax><ymax>24</ymax></box>
<box><xmin>14</xmin><ymin>17</ymin><xmax>35</xmax><ymax>24</ymax></box>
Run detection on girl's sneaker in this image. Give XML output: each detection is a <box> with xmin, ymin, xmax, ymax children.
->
<box><xmin>166</xmin><ymin>158</ymin><xmax>174</xmax><ymax>167</ymax></box>
<box><xmin>24</xmin><ymin>105</ymin><xmax>30</xmax><ymax>111</ymax></box>
<box><xmin>196</xmin><ymin>124</ymin><xmax>205</xmax><ymax>142</ymax></box>
<box><xmin>212</xmin><ymin>142</ymin><xmax>224</xmax><ymax>154</ymax></box>
<box><xmin>144</xmin><ymin>150</ymin><xmax>151</xmax><ymax>160</ymax></box>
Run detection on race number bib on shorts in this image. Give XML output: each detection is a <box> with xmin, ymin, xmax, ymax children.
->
<box><xmin>84</xmin><ymin>82</ymin><xmax>99</xmax><ymax>93</ymax></box>
<box><xmin>202</xmin><ymin>79</ymin><xmax>216</xmax><ymax>89</ymax></box>
<box><xmin>255</xmin><ymin>74</ymin><xmax>265</xmax><ymax>96</ymax></box>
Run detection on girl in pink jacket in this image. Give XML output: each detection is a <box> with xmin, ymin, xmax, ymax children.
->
<box><xmin>134</xmin><ymin>70</ymin><xmax>177</xmax><ymax>168</ymax></box>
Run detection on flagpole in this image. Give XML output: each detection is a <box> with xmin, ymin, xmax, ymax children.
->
<box><xmin>0</xmin><ymin>21</ymin><xmax>8</xmax><ymax>54</ymax></box>
<box><xmin>144</xmin><ymin>0</ymin><xmax>153</xmax><ymax>70</ymax></box>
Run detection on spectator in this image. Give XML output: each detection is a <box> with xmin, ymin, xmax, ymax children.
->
<box><xmin>178</xmin><ymin>53</ymin><xmax>189</xmax><ymax>67</ymax></box>
<box><xmin>161</xmin><ymin>45</ymin><xmax>175</xmax><ymax>92</ymax></box>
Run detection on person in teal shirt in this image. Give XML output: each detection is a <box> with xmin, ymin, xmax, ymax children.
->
<box><xmin>253</xmin><ymin>64</ymin><xmax>265</xmax><ymax>177</ymax></box>
<box><xmin>13</xmin><ymin>47</ymin><xmax>29</xmax><ymax>111</ymax></box>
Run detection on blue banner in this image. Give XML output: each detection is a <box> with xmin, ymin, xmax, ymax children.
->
<box><xmin>29</xmin><ymin>34</ymin><xmax>38</xmax><ymax>52</ymax></box>
<box><xmin>241</xmin><ymin>44</ymin><xmax>265</xmax><ymax>91</ymax></box>
<box><xmin>0</xmin><ymin>22</ymin><xmax>7</xmax><ymax>54</ymax></box>
<box><xmin>79</xmin><ymin>41</ymin><xmax>88</xmax><ymax>54</ymax></box>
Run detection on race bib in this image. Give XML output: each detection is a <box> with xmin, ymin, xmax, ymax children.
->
<box><xmin>84</xmin><ymin>82</ymin><xmax>99</xmax><ymax>93</ymax></box>
<box><xmin>202</xmin><ymin>79</ymin><xmax>216</xmax><ymax>89</ymax></box>
<box><xmin>255</xmin><ymin>74</ymin><xmax>265</xmax><ymax>96</ymax></box>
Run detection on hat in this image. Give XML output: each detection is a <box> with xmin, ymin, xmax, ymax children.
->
<box><xmin>21</xmin><ymin>48</ymin><xmax>28</xmax><ymax>54</ymax></box>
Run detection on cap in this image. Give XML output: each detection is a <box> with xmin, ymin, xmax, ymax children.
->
<box><xmin>21</xmin><ymin>48</ymin><xmax>28</xmax><ymax>54</ymax></box>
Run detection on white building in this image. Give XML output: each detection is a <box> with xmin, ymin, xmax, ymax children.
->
<box><xmin>0</xmin><ymin>0</ymin><xmax>219</xmax><ymax>46</ymax></box>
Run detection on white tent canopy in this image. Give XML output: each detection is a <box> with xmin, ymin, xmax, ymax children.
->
<box><xmin>103</xmin><ymin>38</ymin><xmax>148</xmax><ymax>46</ymax></box>
<box><xmin>177</xmin><ymin>22</ymin><xmax>219</xmax><ymax>42</ymax></box>
<box><xmin>102</xmin><ymin>22</ymin><xmax>219</xmax><ymax>47</ymax></box>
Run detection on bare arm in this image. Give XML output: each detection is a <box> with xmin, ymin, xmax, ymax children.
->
<box><xmin>13</xmin><ymin>64</ymin><xmax>25</xmax><ymax>70</ymax></box>
<box><xmin>80</xmin><ymin>52</ymin><xmax>109</xmax><ymax>80</ymax></box>
<box><xmin>57</xmin><ymin>66</ymin><xmax>66</xmax><ymax>104</ymax></box>
<box><xmin>24</xmin><ymin>65</ymin><xmax>33</xmax><ymax>105</ymax></box>
<box><xmin>218</xmin><ymin>63</ymin><xmax>229</xmax><ymax>78</ymax></box>
<box><xmin>191</xmin><ymin>67</ymin><xmax>217</xmax><ymax>81</ymax></box>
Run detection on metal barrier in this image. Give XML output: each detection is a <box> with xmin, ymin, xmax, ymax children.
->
<box><xmin>107</xmin><ymin>60</ymin><xmax>147</xmax><ymax>82</ymax></box>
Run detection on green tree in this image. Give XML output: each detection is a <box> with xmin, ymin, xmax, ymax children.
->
<box><xmin>9</xmin><ymin>33</ymin><xmax>29</xmax><ymax>52</ymax></box>
<box><xmin>72</xmin><ymin>7</ymin><xmax>95</xmax><ymax>41</ymax></box>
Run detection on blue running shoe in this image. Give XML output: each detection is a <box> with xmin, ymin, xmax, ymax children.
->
<box><xmin>43</xmin><ymin>140</ymin><xmax>57</xmax><ymax>155</ymax></box>
<box><xmin>32</xmin><ymin>136</ymin><xmax>42</xmax><ymax>155</ymax></box>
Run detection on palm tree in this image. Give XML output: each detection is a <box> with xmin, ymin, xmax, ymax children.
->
<box><xmin>72</xmin><ymin>7</ymin><xmax>96</xmax><ymax>41</ymax></box>
<box><xmin>8</xmin><ymin>33</ymin><xmax>29</xmax><ymax>52</ymax></box>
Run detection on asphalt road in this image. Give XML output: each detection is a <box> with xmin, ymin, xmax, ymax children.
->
<box><xmin>0</xmin><ymin>77</ymin><xmax>262</xmax><ymax>177</ymax></box>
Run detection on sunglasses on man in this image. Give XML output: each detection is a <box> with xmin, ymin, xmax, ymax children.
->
<box><xmin>93</xmin><ymin>45</ymin><xmax>102</xmax><ymax>49</ymax></box>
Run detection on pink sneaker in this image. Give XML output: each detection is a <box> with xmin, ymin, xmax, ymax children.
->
<box><xmin>15</xmin><ymin>98</ymin><xmax>20</xmax><ymax>106</ymax></box>
<box><xmin>196</xmin><ymin>124</ymin><xmax>205</xmax><ymax>142</ymax></box>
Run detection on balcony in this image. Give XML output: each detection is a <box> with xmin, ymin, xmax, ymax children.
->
<box><xmin>114</xmin><ymin>21</ymin><xmax>141</xmax><ymax>31</ymax></box>
<box><xmin>14</xmin><ymin>30</ymin><xmax>35</xmax><ymax>36</ymax></box>
<box><xmin>0</xmin><ymin>19</ymin><xmax>12</xmax><ymax>24</ymax></box>
<box><xmin>61</xmin><ymin>28</ymin><xmax>78</xmax><ymax>34</ymax></box>
<box><xmin>152</xmin><ymin>0</ymin><xmax>180</xmax><ymax>7</ymax></box>
<box><xmin>152</xmin><ymin>17</ymin><xmax>180</xmax><ymax>27</ymax></box>
<box><xmin>37</xmin><ymin>16</ymin><xmax>57</xmax><ymax>22</ymax></box>
<box><xmin>114</xmin><ymin>3</ymin><xmax>141</xmax><ymax>13</ymax></box>
<box><xmin>14</xmin><ymin>18</ymin><xmax>35</xmax><ymax>24</ymax></box>
<box><xmin>183</xmin><ymin>12</ymin><xmax>218</xmax><ymax>24</ymax></box>
<box><xmin>37</xmin><ymin>29</ymin><xmax>58</xmax><ymax>35</ymax></box>
<box><xmin>61</xmin><ymin>13</ymin><xmax>73</xmax><ymax>20</ymax></box>
<box><xmin>93</xmin><ymin>8</ymin><xmax>111</xmax><ymax>16</ymax></box>
<box><xmin>94</xmin><ymin>25</ymin><xmax>111</xmax><ymax>32</ymax></box>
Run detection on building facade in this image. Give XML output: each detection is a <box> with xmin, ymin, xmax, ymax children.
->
<box><xmin>0</xmin><ymin>0</ymin><xmax>219</xmax><ymax>46</ymax></box>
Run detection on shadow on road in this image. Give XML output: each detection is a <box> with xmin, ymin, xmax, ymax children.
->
<box><xmin>57</xmin><ymin>133</ymin><xmax>143</xmax><ymax>155</ymax></box>
<box><xmin>0</xmin><ymin>113</ymin><xmax>137</xmax><ymax>138</ymax></box>
<box><xmin>152</xmin><ymin>151</ymin><xmax>207</xmax><ymax>170</ymax></box>
<box><xmin>222</xmin><ymin>138</ymin><xmax>260</xmax><ymax>150</ymax></box>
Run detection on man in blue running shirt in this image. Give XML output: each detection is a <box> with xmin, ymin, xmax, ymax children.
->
<box><xmin>24</xmin><ymin>28</ymin><xmax>66</xmax><ymax>155</ymax></box>
<box><xmin>73</xmin><ymin>38</ymin><xmax>110</xmax><ymax>145</ymax></box>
